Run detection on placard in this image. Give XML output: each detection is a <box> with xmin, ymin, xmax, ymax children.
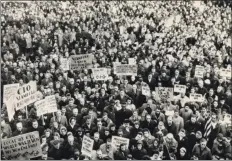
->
<box><xmin>111</xmin><ymin>136</ymin><xmax>130</xmax><ymax>149</ymax></box>
<box><xmin>220</xmin><ymin>68</ymin><xmax>231</xmax><ymax>79</ymax></box>
<box><xmin>3</xmin><ymin>83</ymin><xmax>19</xmax><ymax>103</ymax></box>
<box><xmin>70</xmin><ymin>54</ymin><xmax>93</xmax><ymax>71</ymax></box>
<box><xmin>15</xmin><ymin>81</ymin><xmax>37</xmax><ymax>110</ymax></box>
<box><xmin>128</xmin><ymin>58</ymin><xmax>136</xmax><ymax>65</ymax></box>
<box><xmin>35</xmin><ymin>95</ymin><xmax>58</xmax><ymax>116</ymax></box>
<box><xmin>81</xmin><ymin>135</ymin><xmax>94</xmax><ymax>158</ymax></box>
<box><xmin>174</xmin><ymin>84</ymin><xmax>186</xmax><ymax>93</ymax></box>
<box><xmin>155</xmin><ymin>87</ymin><xmax>173</xmax><ymax>101</ymax></box>
<box><xmin>189</xmin><ymin>93</ymin><xmax>204</xmax><ymax>102</ymax></box>
<box><xmin>92</xmin><ymin>68</ymin><xmax>108</xmax><ymax>80</ymax></box>
<box><xmin>1</xmin><ymin>131</ymin><xmax>42</xmax><ymax>160</ymax></box>
<box><xmin>60</xmin><ymin>57</ymin><xmax>69</xmax><ymax>71</ymax></box>
<box><xmin>114</xmin><ymin>64</ymin><xmax>137</xmax><ymax>76</ymax></box>
<box><xmin>194</xmin><ymin>65</ymin><xmax>205</xmax><ymax>78</ymax></box>
<box><xmin>142</xmin><ymin>86</ymin><xmax>151</xmax><ymax>96</ymax></box>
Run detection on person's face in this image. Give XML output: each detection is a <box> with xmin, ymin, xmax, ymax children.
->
<box><xmin>17</xmin><ymin>123</ymin><xmax>23</xmax><ymax>131</ymax></box>
<box><xmin>180</xmin><ymin>150</ymin><xmax>186</xmax><ymax>157</ymax></box>
<box><xmin>105</xmin><ymin>131</ymin><xmax>110</xmax><ymax>136</ymax></box>
<box><xmin>137</xmin><ymin>144</ymin><xmax>142</xmax><ymax>150</ymax></box>
<box><xmin>214</xmin><ymin>102</ymin><xmax>218</xmax><ymax>107</ymax></box>
<box><xmin>144</xmin><ymin>131</ymin><xmax>149</xmax><ymax>138</ymax></box>
<box><xmin>200</xmin><ymin>141</ymin><xmax>207</xmax><ymax>149</ymax></box>
<box><xmin>121</xmin><ymin>145</ymin><xmax>126</xmax><ymax>151</ymax></box>
<box><xmin>167</xmin><ymin>118</ymin><xmax>172</xmax><ymax>124</ymax></box>
<box><xmin>111</xmin><ymin>126</ymin><xmax>116</xmax><ymax>131</ymax></box>
<box><xmin>42</xmin><ymin>137</ymin><xmax>46</xmax><ymax>143</ymax></box>
<box><xmin>191</xmin><ymin>117</ymin><xmax>197</xmax><ymax>123</ymax></box>
<box><xmin>120</xmin><ymin>91</ymin><xmax>125</xmax><ymax>96</ymax></box>
<box><xmin>212</xmin><ymin>115</ymin><xmax>217</xmax><ymax>122</ymax></box>
<box><xmin>94</xmin><ymin>134</ymin><xmax>99</xmax><ymax>140</ymax></box>
<box><xmin>42</xmin><ymin>154</ymin><xmax>48</xmax><ymax>160</ymax></box>
<box><xmin>32</xmin><ymin>121</ymin><xmax>38</xmax><ymax>128</ymax></box>
<box><xmin>146</xmin><ymin>116</ymin><xmax>151</xmax><ymax>122</ymax></box>
<box><xmin>45</xmin><ymin>132</ymin><xmax>50</xmax><ymax>137</ymax></box>
<box><xmin>97</xmin><ymin>122</ymin><xmax>102</xmax><ymax>127</ymax></box>
<box><xmin>56</xmin><ymin>111</ymin><xmax>61</xmax><ymax>117</ymax></box>
<box><xmin>53</xmin><ymin>122</ymin><xmax>58</xmax><ymax>128</ymax></box>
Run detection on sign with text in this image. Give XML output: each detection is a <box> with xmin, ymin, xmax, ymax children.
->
<box><xmin>81</xmin><ymin>135</ymin><xmax>94</xmax><ymax>158</ymax></box>
<box><xmin>174</xmin><ymin>84</ymin><xmax>186</xmax><ymax>94</ymax></box>
<box><xmin>194</xmin><ymin>65</ymin><xmax>205</xmax><ymax>78</ymax></box>
<box><xmin>189</xmin><ymin>93</ymin><xmax>204</xmax><ymax>102</ymax></box>
<box><xmin>70</xmin><ymin>54</ymin><xmax>93</xmax><ymax>71</ymax></box>
<box><xmin>128</xmin><ymin>58</ymin><xmax>136</xmax><ymax>65</ymax></box>
<box><xmin>35</xmin><ymin>95</ymin><xmax>58</xmax><ymax>116</ymax></box>
<box><xmin>220</xmin><ymin>68</ymin><xmax>231</xmax><ymax>79</ymax></box>
<box><xmin>155</xmin><ymin>87</ymin><xmax>173</xmax><ymax>101</ymax></box>
<box><xmin>92</xmin><ymin>68</ymin><xmax>108</xmax><ymax>80</ymax></box>
<box><xmin>60</xmin><ymin>57</ymin><xmax>69</xmax><ymax>71</ymax></box>
<box><xmin>114</xmin><ymin>64</ymin><xmax>137</xmax><ymax>76</ymax></box>
<box><xmin>16</xmin><ymin>81</ymin><xmax>37</xmax><ymax>110</ymax></box>
<box><xmin>142</xmin><ymin>86</ymin><xmax>151</xmax><ymax>97</ymax></box>
<box><xmin>112</xmin><ymin>136</ymin><xmax>130</xmax><ymax>150</ymax></box>
<box><xmin>3</xmin><ymin>83</ymin><xmax>19</xmax><ymax>103</ymax></box>
<box><xmin>1</xmin><ymin>131</ymin><xmax>42</xmax><ymax>160</ymax></box>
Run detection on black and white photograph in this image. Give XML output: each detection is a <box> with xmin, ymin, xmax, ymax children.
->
<box><xmin>0</xmin><ymin>0</ymin><xmax>232</xmax><ymax>160</ymax></box>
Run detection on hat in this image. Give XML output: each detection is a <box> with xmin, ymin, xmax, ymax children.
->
<box><xmin>138</xmin><ymin>131</ymin><xmax>143</xmax><ymax>136</ymax></box>
<box><xmin>50</xmin><ymin>138</ymin><xmax>64</xmax><ymax>146</ymax></box>
<box><xmin>124</xmin><ymin>119</ymin><xmax>130</xmax><ymax>124</ymax></box>
<box><xmin>137</xmin><ymin>140</ymin><xmax>143</xmax><ymax>145</ymax></box>
<box><xmin>134</xmin><ymin>121</ymin><xmax>140</xmax><ymax>125</ymax></box>
<box><xmin>77</xmin><ymin>127</ymin><xmax>83</xmax><ymax>132</ymax></box>
<box><xmin>217</xmin><ymin>133</ymin><xmax>224</xmax><ymax>140</ymax></box>
<box><xmin>105</xmin><ymin>127</ymin><xmax>110</xmax><ymax>131</ymax></box>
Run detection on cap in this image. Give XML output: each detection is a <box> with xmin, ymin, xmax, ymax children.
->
<box><xmin>137</xmin><ymin>140</ymin><xmax>143</xmax><ymax>145</ymax></box>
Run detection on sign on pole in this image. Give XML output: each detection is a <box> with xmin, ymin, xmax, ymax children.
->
<box><xmin>174</xmin><ymin>84</ymin><xmax>187</xmax><ymax>94</ymax></box>
<box><xmin>1</xmin><ymin>131</ymin><xmax>42</xmax><ymax>160</ymax></box>
<box><xmin>111</xmin><ymin>136</ymin><xmax>130</xmax><ymax>149</ymax></box>
<box><xmin>189</xmin><ymin>93</ymin><xmax>204</xmax><ymax>102</ymax></box>
<box><xmin>128</xmin><ymin>58</ymin><xmax>136</xmax><ymax>65</ymax></box>
<box><xmin>155</xmin><ymin>87</ymin><xmax>173</xmax><ymax>101</ymax></box>
<box><xmin>35</xmin><ymin>95</ymin><xmax>58</xmax><ymax>116</ymax></box>
<box><xmin>114</xmin><ymin>64</ymin><xmax>137</xmax><ymax>76</ymax></box>
<box><xmin>15</xmin><ymin>81</ymin><xmax>37</xmax><ymax>111</ymax></box>
<box><xmin>142</xmin><ymin>86</ymin><xmax>151</xmax><ymax>97</ymax></box>
<box><xmin>70</xmin><ymin>54</ymin><xmax>93</xmax><ymax>71</ymax></box>
<box><xmin>60</xmin><ymin>57</ymin><xmax>69</xmax><ymax>71</ymax></box>
<box><xmin>220</xmin><ymin>68</ymin><xmax>231</xmax><ymax>79</ymax></box>
<box><xmin>81</xmin><ymin>135</ymin><xmax>94</xmax><ymax>158</ymax></box>
<box><xmin>3</xmin><ymin>83</ymin><xmax>19</xmax><ymax>103</ymax></box>
<box><xmin>194</xmin><ymin>65</ymin><xmax>205</xmax><ymax>78</ymax></box>
<box><xmin>92</xmin><ymin>68</ymin><xmax>108</xmax><ymax>80</ymax></box>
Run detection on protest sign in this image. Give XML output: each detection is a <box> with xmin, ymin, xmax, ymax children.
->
<box><xmin>81</xmin><ymin>135</ymin><xmax>94</xmax><ymax>158</ymax></box>
<box><xmin>189</xmin><ymin>93</ymin><xmax>204</xmax><ymax>102</ymax></box>
<box><xmin>174</xmin><ymin>84</ymin><xmax>187</xmax><ymax>94</ymax></box>
<box><xmin>3</xmin><ymin>83</ymin><xmax>19</xmax><ymax>103</ymax></box>
<box><xmin>194</xmin><ymin>65</ymin><xmax>205</xmax><ymax>78</ymax></box>
<box><xmin>155</xmin><ymin>87</ymin><xmax>173</xmax><ymax>101</ymax></box>
<box><xmin>114</xmin><ymin>64</ymin><xmax>137</xmax><ymax>76</ymax></box>
<box><xmin>142</xmin><ymin>86</ymin><xmax>151</xmax><ymax>97</ymax></box>
<box><xmin>220</xmin><ymin>68</ymin><xmax>231</xmax><ymax>79</ymax></box>
<box><xmin>34</xmin><ymin>99</ymin><xmax>47</xmax><ymax>116</ymax></box>
<box><xmin>128</xmin><ymin>58</ymin><xmax>136</xmax><ymax>65</ymax></box>
<box><xmin>111</xmin><ymin>136</ymin><xmax>130</xmax><ymax>149</ymax></box>
<box><xmin>92</xmin><ymin>68</ymin><xmax>108</xmax><ymax>80</ymax></box>
<box><xmin>35</xmin><ymin>95</ymin><xmax>58</xmax><ymax>116</ymax></box>
<box><xmin>70</xmin><ymin>54</ymin><xmax>93</xmax><ymax>70</ymax></box>
<box><xmin>45</xmin><ymin>95</ymin><xmax>57</xmax><ymax>113</ymax></box>
<box><xmin>1</xmin><ymin>131</ymin><xmax>42</xmax><ymax>160</ymax></box>
<box><xmin>15</xmin><ymin>81</ymin><xmax>37</xmax><ymax>110</ymax></box>
<box><xmin>60</xmin><ymin>57</ymin><xmax>69</xmax><ymax>71</ymax></box>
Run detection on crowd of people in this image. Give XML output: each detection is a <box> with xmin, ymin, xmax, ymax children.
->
<box><xmin>1</xmin><ymin>0</ymin><xmax>232</xmax><ymax>160</ymax></box>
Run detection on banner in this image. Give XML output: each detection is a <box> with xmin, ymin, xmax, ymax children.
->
<box><xmin>70</xmin><ymin>54</ymin><xmax>93</xmax><ymax>70</ymax></box>
<box><xmin>220</xmin><ymin>68</ymin><xmax>231</xmax><ymax>79</ymax></box>
<box><xmin>60</xmin><ymin>58</ymin><xmax>69</xmax><ymax>71</ymax></box>
<box><xmin>112</xmin><ymin>136</ymin><xmax>130</xmax><ymax>149</ymax></box>
<box><xmin>92</xmin><ymin>68</ymin><xmax>108</xmax><ymax>80</ymax></box>
<box><xmin>16</xmin><ymin>81</ymin><xmax>37</xmax><ymax>110</ymax></box>
<box><xmin>142</xmin><ymin>86</ymin><xmax>151</xmax><ymax>96</ymax></box>
<box><xmin>35</xmin><ymin>95</ymin><xmax>58</xmax><ymax>116</ymax></box>
<box><xmin>174</xmin><ymin>84</ymin><xmax>186</xmax><ymax>94</ymax></box>
<box><xmin>81</xmin><ymin>135</ymin><xmax>94</xmax><ymax>158</ymax></box>
<box><xmin>194</xmin><ymin>65</ymin><xmax>205</xmax><ymax>78</ymax></box>
<box><xmin>155</xmin><ymin>87</ymin><xmax>173</xmax><ymax>101</ymax></box>
<box><xmin>3</xmin><ymin>83</ymin><xmax>19</xmax><ymax>103</ymax></box>
<box><xmin>128</xmin><ymin>58</ymin><xmax>136</xmax><ymax>65</ymax></box>
<box><xmin>189</xmin><ymin>93</ymin><xmax>204</xmax><ymax>102</ymax></box>
<box><xmin>114</xmin><ymin>64</ymin><xmax>137</xmax><ymax>76</ymax></box>
<box><xmin>1</xmin><ymin>131</ymin><xmax>42</xmax><ymax>160</ymax></box>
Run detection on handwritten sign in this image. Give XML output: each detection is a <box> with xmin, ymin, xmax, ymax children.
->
<box><xmin>189</xmin><ymin>93</ymin><xmax>204</xmax><ymax>102</ymax></box>
<box><xmin>128</xmin><ymin>58</ymin><xmax>136</xmax><ymax>65</ymax></box>
<box><xmin>155</xmin><ymin>87</ymin><xmax>173</xmax><ymax>101</ymax></box>
<box><xmin>220</xmin><ymin>68</ymin><xmax>231</xmax><ymax>79</ymax></box>
<box><xmin>70</xmin><ymin>54</ymin><xmax>93</xmax><ymax>71</ymax></box>
<box><xmin>112</xmin><ymin>136</ymin><xmax>130</xmax><ymax>149</ymax></box>
<box><xmin>114</xmin><ymin>64</ymin><xmax>137</xmax><ymax>76</ymax></box>
<box><xmin>3</xmin><ymin>83</ymin><xmax>19</xmax><ymax>103</ymax></box>
<box><xmin>194</xmin><ymin>65</ymin><xmax>205</xmax><ymax>78</ymax></box>
<box><xmin>81</xmin><ymin>135</ymin><xmax>94</xmax><ymax>158</ymax></box>
<box><xmin>174</xmin><ymin>84</ymin><xmax>186</xmax><ymax>94</ymax></box>
<box><xmin>60</xmin><ymin>57</ymin><xmax>69</xmax><ymax>71</ymax></box>
<box><xmin>92</xmin><ymin>68</ymin><xmax>108</xmax><ymax>80</ymax></box>
<box><xmin>142</xmin><ymin>86</ymin><xmax>151</xmax><ymax>97</ymax></box>
<box><xmin>1</xmin><ymin>131</ymin><xmax>42</xmax><ymax>160</ymax></box>
<box><xmin>35</xmin><ymin>95</ymin><xmax>57</xmax><ymax>116</ymax></box>
<box><xmin>16</xmin><ymin>81</ymin><xmax>37</xmax><ymax>110</ymax></box>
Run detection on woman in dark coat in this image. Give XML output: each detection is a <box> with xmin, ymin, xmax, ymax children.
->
<box><xmin>114</xmin><ymin>143</ymin><xmax>130</xmax><ymax>160</ymax></box>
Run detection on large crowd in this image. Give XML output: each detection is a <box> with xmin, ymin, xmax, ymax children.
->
<box><xmin>1</xmin><ymin>0</ymin><xmax>232</xmax><ymax>160</ymax></box>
